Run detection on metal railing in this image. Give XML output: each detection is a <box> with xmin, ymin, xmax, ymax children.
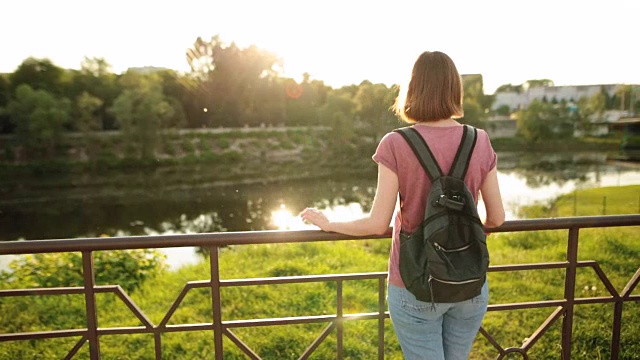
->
<box><xmin>0</xmin><ymin>214</ymin><xmax>639</xmax><ymax>360</ymax></box>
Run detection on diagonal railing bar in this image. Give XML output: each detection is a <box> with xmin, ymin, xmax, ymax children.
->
<box><xmin>223</xmin><ymin>328</ymin><xmax>261</xmax><ymax>360</ymax></box>
<box><xmin>299</xmin><ymin>323</ymin><xmax>336</xmax><ymax>360</ymax></box>
<box><xmin>581</xmin><ymin>261</ymin><xmax>620</xmax><ymax>298</ymax></box>
<box><xmin>108</xmin><ymin>285</ymin><xmax>155</xmax><ymax>328</ymax></box>
<box><xmin>478</xmin><ymin>326</ymin><xmax>506</xmax><ymax>357</ymax></box>
<box><xmin>480</xmin><ymin>305</ymin><xmax>565</xmax><ymax>360</ymax></box>
<box><xmin>0</xmin><ymin>215</ymin><xmax>637</xmax><ymax>359</ymax></box>
<box><xmin>522</xmin><ymin>306</ymin><xmax>564</xmax><ymax>352</ymax></box>
<box><xmin>64</xmin><ymin>335</ymin><xmax>88</xmax><ymax>360</ymax></box>
<box><xmin>621</xmin><ymin>267</ymin><xmax>640</xmax><ymax>299</ymax></box>
<box><xmin>614</xmin><ymin>266</ymin><xmax>640</xmax><ymax>360</ymax></box>
<box><xmin>158</xmin><ymin>281</ymin><xmax>209</xmax><ymax>328</ymax></box>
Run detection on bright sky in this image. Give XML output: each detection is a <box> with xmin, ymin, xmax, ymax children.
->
<box><xmin>2</xmin><ymin>0</ymin><xmax>639</xmax><ymax>94</ymax></box>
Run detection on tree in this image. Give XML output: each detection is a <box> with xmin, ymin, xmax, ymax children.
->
<box><xmin>0</xmin><ymin>74</ymin><xmax>11</xmax><ymax>134</ymax></box>
<box><xmin>1</xmin><ymin>250</ymin><xmax>165</xmax><ymax>293</ymax></box>
<box><xmin>109</xmin><ymin>72</ymin><xmax>176</xmax><ymax>159</ymax></box>
<box><xmin>9</xmin><ymin>58</ymin><xmax>66</xmax><ymax>96</ymax></box>
<box><xmin>461</xmin><ymin>74</ymin><xmax>491</xmax><ymax>127</ymax></box>
<box><xmin>515</xmin><ymin>99</ymin><xmax>573</xmax><ymax>142</ymax></box>
<box><xmin>318</xmin><ymin>92</ymin><xmax>356</xmax><ymax>146</ymax></box>
<box><xmin>75</xmin><ymin>91</ymin><xmax>104</xmax><ymax>158</ymax></box>
<box><xmin>186</xmin><ymin>35</ymin><xmax>283</xmax><ymax>127</ymax></box>
<box><xmin>353</xmin><ymin>81</ymin><xmax>398</xmax><ymax>140</ymax></box>
<box><xmin>4</xmin><ymin>84</ymin><xmax>71</xmax><ymax>159</ymax></box>
<box><xmin>495</xmin><ymin>84</ymin><xmax>524</xmax><ymax>94</ymax></box>
<box><xmin>574</xmin><ymin>90</ymin><xmax>607</xmax><ymax>136</ymax></box>
<box><xmin>462</xmin><ymin>99</ymin><xmax>485</xmax><ymax>128</ymax></box>
<box><xmin>64</xmin><ymin>57</ymin><xmax>121</xmax><ymax>131</ymax></box>
<box><xmin>495</xmin><ymin>105</ymin><xmax>511</xmax><ymax>116</ymax></box>
<box><xmin>524</xmin><ymin>79</ymin><xmax>554</xmax><ymax>90</ymax></box>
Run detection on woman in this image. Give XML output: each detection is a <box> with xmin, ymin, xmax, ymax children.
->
<box><xmin>300</xmin><ymin>51</ymin><xmax>505</xmax><ymax>359</ymax></box>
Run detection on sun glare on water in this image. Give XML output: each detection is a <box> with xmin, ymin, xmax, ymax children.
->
<box><xmin>271</xmin><ymin>203</ymin><xmax>367</xmax><ymax>231</ymax></box>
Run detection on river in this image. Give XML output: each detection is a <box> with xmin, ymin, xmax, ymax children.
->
<box><xmin>1</xmin><ymin>151</ymin><xmax>639</xmax><ymax>270</ymax></box>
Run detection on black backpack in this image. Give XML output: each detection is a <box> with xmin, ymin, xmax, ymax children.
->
<box><xmin>393</xmin><ymin>125</ymin><xmax>489</xmax><ymax>303</ymax></box>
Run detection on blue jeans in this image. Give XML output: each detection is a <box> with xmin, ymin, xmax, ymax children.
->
<box><xmin>387</xmin><ymin>281</ymin><xmax>489</xmax><ymax>360</ymax></box>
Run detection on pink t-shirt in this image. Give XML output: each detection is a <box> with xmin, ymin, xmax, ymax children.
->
<box><xmin>372</xmin><ymin>124</ymin><xmax>497</xmax><ymax>288</ymax></box>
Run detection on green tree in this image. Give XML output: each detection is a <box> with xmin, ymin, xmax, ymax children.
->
<box><xmin>284</xmin><ymin>74</ymin><xmax>328</xmax><ymax>126</ymax></box>
<box><xmin>462</xmin><ymin>99</ymin><xmax>485</xmax><ymax>128</ymax></box>
<box><xmin>9</xmin><ymin>57</ymin><xmax>66</xmax><ymax>96</ymax></box>
<box><xmin>66</xmin><ymin>57</ymin><xmax>121</xmax><ymax>130</ymax></box>
<box><xmin>574</xmin><ymin>90</ymin><xmax>607</xmax><ymax>136</ymax></box>
<box><xmin>75</xmin><ymin>91</ymin><xmax>104</xmax><ymax>158</ymax></box>
<box><xmin>524</xmin><ymin>79</ymin><xmax>554</xmax><ymax>89</ymax></box>
<box><xmin>156</xmin><ymin>69</ymin><xmax>190</xmax><ymax>128</ymax></box>
<box><xmin>0</xmin><ymin>74</ymin><xmax>11</xmax><ymax>133</ymax></box>
<box><xmin>1</xmin><ymin>250</ymin><xmax>165</xmax><ymax>293</ymax></box>
<box><xmin>318</xmin><ymin>92</ymin><xmax>356</xmax><ymax>146</ymax></box>
<box><xmin>3</xmin><ymin>84</ymin><xmax>71</xmax><ymax>159</ymax></box>
<box><xmin>109</xmin><ymin>72</ymin><xmax>176</xmax><ymax>159</ymax></box>
<box><xmin>515</xmin><ymin>99</ymin><xmax>573</xmax><ymax>142</ymax></box>
<box><xmin>495</xmin><ymin>105</ymin><xmax>511</xmax><ymax>116</ymax></box>
<box><xmin>495</xmin><ymin>83</ymin><xmax>524</xmax><ymax>94</ymax></box>
<box><xmin>186</xmin><ymin>35</ymin><xmax>282</xmax><ymax>127</ymax></box>
<box><xmin>461</xmin><ymin>74</ymin><xmax>492</xmax><ymax>127</ymax></box>
<box><xmin>353</xmin><ymin>81</ymin><xmax>398</xmax><ymax>140</ymax></box>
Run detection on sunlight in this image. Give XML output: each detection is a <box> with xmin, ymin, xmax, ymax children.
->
<box><xmin>271</xmin><ymin>204</ymin><xmax>309</xmax><ymax>230</ymax></box>
<box><xmin>271</xmin><ymin>203</ymin><xmax>368</xmax><ymax>231</ymax></box>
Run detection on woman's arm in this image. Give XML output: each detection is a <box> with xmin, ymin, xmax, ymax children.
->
<box><xmin>480</xmin><ymin>167</ymin><xmax>505</xmax><ymax>228</ymax></box>
<box><xmin>300</xmin><ymin>163</ymin><xmax>399</xmax><ymax>236</ymax></box>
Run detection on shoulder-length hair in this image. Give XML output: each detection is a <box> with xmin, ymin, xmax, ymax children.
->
<box><xmin>393</xmin><ymin>51</ymin><xmax>464</xmax><ymax>123</ymax></box>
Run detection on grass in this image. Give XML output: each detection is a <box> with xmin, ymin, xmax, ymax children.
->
<box><xmin>0</xmin><ymin>186</ymin><xmax>638</xmax><ymax>359</ymax></box>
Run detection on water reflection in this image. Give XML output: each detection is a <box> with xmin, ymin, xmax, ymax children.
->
<box><xmin>1</xmin><ymin>152</ymin><xmax>639</xmax><ymax>270</ymax></box>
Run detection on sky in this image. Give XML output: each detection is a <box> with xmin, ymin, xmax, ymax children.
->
<box><xmin>1</xmin><ymin>0</ymin><xmax>639</xmax><ymax>94</ymax></box>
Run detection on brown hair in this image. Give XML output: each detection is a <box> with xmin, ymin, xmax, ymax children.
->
<box><xmin>393</xmin><ymin>51</ymin><xmax>464</xmax><ymax>123</ymax></box>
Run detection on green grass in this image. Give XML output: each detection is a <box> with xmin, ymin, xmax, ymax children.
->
<box><xmin>1</xmin><ymin>187</ymin><xmax>638</xmax><ymax>359</ymax></box>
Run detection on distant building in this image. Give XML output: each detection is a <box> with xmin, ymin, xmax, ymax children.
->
<box><xmin>490</xmin><ymin>84</ymin><xmax>639</xmax><ymax>137</ymax></box>
<box><xmin>492</xmin><ymin>84</ymin><xmax>635</xmax><ymax>112</ymax></box>
<box><xmin>126</xmin><ymin>66</ymin><xmax>169</xmax><ymax>74</ymax></box>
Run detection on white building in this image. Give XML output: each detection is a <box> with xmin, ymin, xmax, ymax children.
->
<box><xmin>492</xmin><ymin>84</ymin><xmax>631</xmax><ymax>112</ymax></box>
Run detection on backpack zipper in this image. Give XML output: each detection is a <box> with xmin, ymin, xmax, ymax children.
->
<box><xmin>430</xmin><ymin>275</ymin><xmax>484</xmax><ymax>285</ymax></box>
<box><xmin>433</xmin><ymin>242</ymin><xmax>472</xmax><ymax>252</ymax></box>
<box><xmin>427</xmin><ymin>274</ymin><xmax>484</xmax><ymax>309</ymax></box>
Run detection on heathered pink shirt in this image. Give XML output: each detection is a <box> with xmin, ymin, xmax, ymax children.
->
<box><xmin>372</xmin><ymin>124</ymin><xmax>497</xmax><ymax>288</ymax></box>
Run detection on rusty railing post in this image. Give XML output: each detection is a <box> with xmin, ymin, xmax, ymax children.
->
<box><xmin>209</xmin><ymin>246</ymin><xmax>224</xmax><ymax>360</ymax></box>
<box><xmin>82</xmin><ymin>251</ymin><xmax>100</xmax><ymax>359</ymax></box>
<box><xmin>562</xmin><ymin>227</ymin><xmax>579</xmax><ymax>359</ymax></box>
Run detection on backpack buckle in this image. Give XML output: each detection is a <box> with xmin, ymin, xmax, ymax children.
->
<box><xmin>434</xmin><ymin>194</ymin><xmax>465</xmax><ymax>211</ymax></box>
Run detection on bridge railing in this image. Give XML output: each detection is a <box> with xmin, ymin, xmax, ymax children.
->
<box><xmin>0</xmin><ymin>214</ymin><xmax>639</xmax><ymax>360</ymax></box>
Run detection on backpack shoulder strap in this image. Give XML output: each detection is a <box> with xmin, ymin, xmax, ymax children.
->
<box><xmin>393</xmin><ymin>126</ymin><xmax>443</xmax><ymax>182</ymax></box>
<box><xmin>449</xmin><ymin>125</ymin><xmax>478</xmax><ymax>180</ymax></box>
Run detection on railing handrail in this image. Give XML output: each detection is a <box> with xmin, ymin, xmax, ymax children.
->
<box><xmin>1</xmin><ymin>214</ymin><xmax>639</xmax><ymax>360</ymax></box>
<box><xmin>1</xmin><ymin>214</ymin><xmax>638</xmax><ymax>255</ymax></box>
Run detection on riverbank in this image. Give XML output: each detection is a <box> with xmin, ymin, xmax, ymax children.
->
<box><xmin>0</xmin><ymin>126</ymin><xmax>623</xmax><ymax>177</ymax></box>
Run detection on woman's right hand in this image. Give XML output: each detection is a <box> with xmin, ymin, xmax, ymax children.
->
<box><xmin>299</xmin><ymin>208</ymin><xmax>332</xmax><ymax>232</ymax></box>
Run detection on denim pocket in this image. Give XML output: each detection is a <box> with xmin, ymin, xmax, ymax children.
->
<box><xmin>400</xmin><ymin>287</ymin><xmax>434</xmax><ymax>313</ymax></box>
